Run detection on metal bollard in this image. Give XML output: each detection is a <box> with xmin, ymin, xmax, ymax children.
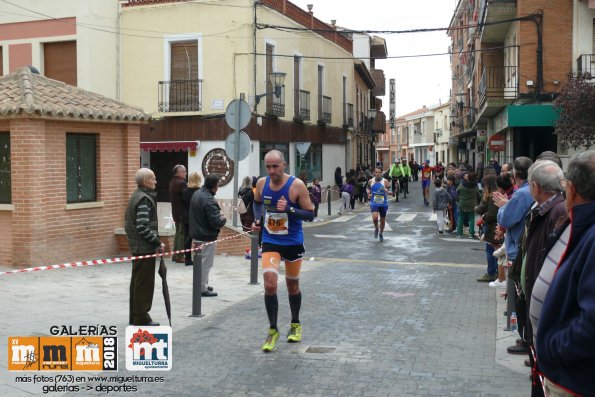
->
<box><xmin>249</xmin><ymin>232</ymin><xmax>259</xmax><ymax>285</ymax></box>
<box><xmin>188</xmin><ymin>241</ymin><xmax>204</xmax><ymax>318</ymax></box>
<box><xmin>327</xmin><ymin>185</ymin><xmax>331</xmax><ymax>216</ymax></box>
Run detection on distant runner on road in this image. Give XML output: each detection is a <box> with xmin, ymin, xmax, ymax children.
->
<box><xmin>421</xmin><ymin>159</ymin><xmax>435</xmax><ymax>206</ymax></box>
<box><xmin>367</xmin><ymin>166</ymin><xmax>391</xmax><ymax>242</ymax></box>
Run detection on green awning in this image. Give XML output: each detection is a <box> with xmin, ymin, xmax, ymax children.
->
<box><xmin>507</xmin><ymin>104</ymin><xmax>559</xmax><ymax>127</ymax></box>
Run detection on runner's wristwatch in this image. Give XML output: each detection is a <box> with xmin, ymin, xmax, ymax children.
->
<box><xmin>288</xmin><ymin>206</ymin><xmax>296</xmax><ymax>214</ymax></box>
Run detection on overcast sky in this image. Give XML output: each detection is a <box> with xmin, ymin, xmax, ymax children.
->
<box><xmin>291</xmin><ymin>0</ymin><xmax>459</xmax><ymax>116</ymax></box>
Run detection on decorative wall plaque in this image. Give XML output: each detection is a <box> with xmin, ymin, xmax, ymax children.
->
<box><xmin>201</xmin><ymin>148</ymin><xmax>234</xmax><ymax>187</ymax></box>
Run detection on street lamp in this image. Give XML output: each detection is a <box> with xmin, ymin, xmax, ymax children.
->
<box><xmin>255</xmin><ymin>72</ymin><xmax>286</xmax><ymax>105</ymax></box>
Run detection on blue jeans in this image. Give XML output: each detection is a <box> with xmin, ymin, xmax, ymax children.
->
<box><xmin>485</xmin><ymin>243</ymin><xmax>497</xmax><ymax>276</ymax></box>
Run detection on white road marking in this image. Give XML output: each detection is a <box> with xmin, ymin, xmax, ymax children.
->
<box><xmin>428</xmin><ymin>213</ymin><xmax>437</xmax><ymax>221</ymax></box>
<box><xmin>356</xmin><ymin>219</ymin><xmax>393</xmax><ymax>232</ymax></box>
<box><xmin>330</xmin><ymin>215</ymin><xmax>356</xmax><ymax>222</ymax></box>
<box><xmin>313</xmin><ymin>234</ymin><xmax>348</xmax><ymax>239</ymax></box>
<box><xmin>440</xmin><ymin>237</ymin><xmax>481</xmax><ymax>242</ymax></box>
<box><xmin>396</xmin><ymin>214</ymin><xmax>417</xmax><ymax>222</ymax></box>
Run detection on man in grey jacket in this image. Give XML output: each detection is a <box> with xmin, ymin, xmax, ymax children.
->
<box><xmin>189</xmin><ymin>174</ymin><xmax>227</xmax><ymax>297</ymax></box>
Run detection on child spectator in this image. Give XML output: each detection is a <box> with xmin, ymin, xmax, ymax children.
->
<box><xmin>432</xmin><ymin>178</ymin><xmax>451</xmax><ymax>235</ymax></box>
<box><xmin>338</xmin><ymin>179</ymin><xmax>354</xmax><ymax>215</ymax></box>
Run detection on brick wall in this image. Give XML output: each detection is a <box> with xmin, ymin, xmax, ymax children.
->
<box><xmin>6</xmin><ymin>117</ymin><xmax>141</xmax><ymax>268</ymax></box>
<box><xmin>518</xmin><ymin>0</ymin><xmax>573</xmax><ymax>94</ymax></box>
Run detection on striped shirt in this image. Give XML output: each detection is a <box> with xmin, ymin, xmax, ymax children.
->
<box><xmin>135</xmin><ymin>197</ymin><xmax>161</xmax><ymax>246</ymax></box>
<box><xmin>530</xmin><ymin>225</ymin><xmax>570</xmax><ymax>348</ymax></box>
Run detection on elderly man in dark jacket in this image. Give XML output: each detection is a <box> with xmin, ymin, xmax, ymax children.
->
<box><xmin>125</xmin><ymin>168</ymin><xmax>164</xmax><ymax>326</ymax></box>
<box><xmin>189</xmin><ymin>174</ymin><xmax>227</xmax><ymax>297</ymax></box>
<box><xmin>510</xmin><ymin>161</ymin><xmax>566</xmax><ymax>392</ymax></box>
<box><xmin>169</xmin><ymin>164</ymin><xmax>187</xmax><ymax>263</ymax></box>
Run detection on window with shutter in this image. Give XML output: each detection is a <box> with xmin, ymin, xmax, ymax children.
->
<box><xmin>169</xmin><ymin>41</ymin><xmax>199</xmax><ymax>111</ymax></box>
<box><xmin>0</xmin><ymin>132</ymin><xmax>10</xmax><ymax>204</ymax></box>
<box><xmin>66</xmin><ymin>134</ymin><xmax>96</xmax><ymax>203</ymax></box>
<box><xmin>44</xmin><ymin>41</ymin><xmax>77</xmax><ymax>86</ymax></box>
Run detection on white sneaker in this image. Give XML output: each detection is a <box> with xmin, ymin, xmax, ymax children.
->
<box><xmin>489</xmin><ymin>280</ymin><xmax>506</xmax><ymax>288</ymax></box>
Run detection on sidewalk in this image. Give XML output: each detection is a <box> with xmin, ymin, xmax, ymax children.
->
<box><xmin>0</xmin><ymin>254</ymin><xmax>306</xmax><ymax>396</ymax></box>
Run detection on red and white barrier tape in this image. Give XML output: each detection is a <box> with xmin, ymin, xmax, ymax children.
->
<box><xmin>0</xmin><ymin>230</ymin><xmax>253</xmax><ymax>277</ymax></box>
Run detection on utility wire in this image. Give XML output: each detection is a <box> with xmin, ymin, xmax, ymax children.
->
<box><xmin>256</xmin><ymin>14</ymin><xmax>539</xmax><ymax>35</ymax></box>
<box><xmin>244</xmin><ymin>45</ymin><xmax>519</xmax><ymax>61</ymax></box>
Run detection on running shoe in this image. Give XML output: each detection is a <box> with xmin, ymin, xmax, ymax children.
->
<box><xmin>374</xmin><ymin>228</ymin><xmax>379</xmax><ymax>239</ymax></box>
<box><xmin>262</xmin><ymin>328</ymin><xmax>280</xmax><ymax>352</ymax></box>
<box><xmin>379</xmin><ymin>233</ymin><xmax>384</xmax><ymax>242</ymax></box>
<box><xmin>287</xmin><ymin>323</ymin><xmax>302</xmax><ymax>343</ymax></box>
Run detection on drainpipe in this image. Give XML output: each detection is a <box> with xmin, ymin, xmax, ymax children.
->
<box><xmin>253</xmin><ymin>1</ymin><xmax>258</xmax><ymax>112</ymax></box>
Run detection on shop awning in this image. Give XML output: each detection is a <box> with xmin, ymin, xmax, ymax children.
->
<box><xmin>140</xmin><ymin>141</ymin><xmax>198</xmax><ymax>152</ymax></box>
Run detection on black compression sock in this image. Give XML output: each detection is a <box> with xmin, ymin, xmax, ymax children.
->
<box><xmin>264</xmin><ymin>294</ymin><xmax>278</xmax><ymax>329</ymax></box>
<box><xmin>288</xmin><ymin>292</ymin><xmax>302</xmax><ymax>324</ymax></box>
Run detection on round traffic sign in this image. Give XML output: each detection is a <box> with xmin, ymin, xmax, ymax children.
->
<box><xmin>224</xmin><ymin>130</ymin><xmax>251</xmax><ymax>162</ymax></box>
<box><xmin>225</xmin><ymin>99</ymin><xmax>251</xmax><ymax>130</ymax></box>
<box><xmin>489</xmin><ymin>133</ymin><xmax>505</xmax><ymax>152</ymax></box>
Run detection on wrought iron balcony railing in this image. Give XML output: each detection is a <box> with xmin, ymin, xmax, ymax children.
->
<box><xmin>343</xmin><ymin>103</ymin><xmax>354</xmax><ymax>127</ymax></box>
<box><xmin>318</xmin><ymin>95</ymin><xmax>332</xmax><ymax>124</ymax></box>
<box><xmin>479</xmin><ymin>66</ymin><xmax>518</xmax><ymax>108</ymax></box>
<box><xmin>577</xmin><ymin>54</ymin><xmax>595</xmax><ymax>76</ymax></box>
<box><xmin>293</xmin><ymin>89</ymin><xmax>310</xmax><ymax>121</ymax></box>
<box><xmin>268</xmin><ymin>85</ymin><xmax>285</xmax><ymax>117</ymax></box>
<box><xmin>158</xmin><ymin>79</ymin><xmax>202</xmax><ymax>112</ymax></box>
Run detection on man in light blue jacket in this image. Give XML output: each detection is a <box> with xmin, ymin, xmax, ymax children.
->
<box><xmin>496</xmin><ymin>157</ymin><xmax>534</xmax><ymax>262</ymax></box>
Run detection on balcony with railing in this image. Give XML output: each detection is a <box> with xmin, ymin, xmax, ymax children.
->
<box><xmin>293</xmin><ymin>89</ymin><xmax>310</xmax><ymax>121</ymax></box>
<box><xmin>370</xmin><ymin>69</ymin><xmax>386</xmax><ymax>97</ymax></box>
<box><xmin>343</xmin><ymin>103</ymin><xmax>354</xmax><ymax>128</ymax></box>
<box><xmin>478</xmin><ymin>65</ymin><xmax>518</xmax><ymax>118</ymax></box>
<box><xmin>158</xmin><ymin>79</ymin><xmax>202</xmax><ymax>112</ymax></box>
<box><xmin>481</xmin><ymin>0</ymin><xmax>517</xmax><ymax>43</ymax></box>
<box><xmin>266</xmin><ymin>85</ymin><xmax>285</xmax><ymax>117</ymax></box>
<box><xmin>577</xmin><ymin>54</ymin><xmax>595</xmax><ymax>76</ymax></box>
<box><xmin>318</xmin><ymin>95</ymin><xmax>332</xmax><ymax>125</ymax></box>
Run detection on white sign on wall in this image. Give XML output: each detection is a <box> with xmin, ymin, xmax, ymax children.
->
<box><xmin>389</xmin><ymin>79</ymin><xmax>396</xmax><ymax>130</ymax></box>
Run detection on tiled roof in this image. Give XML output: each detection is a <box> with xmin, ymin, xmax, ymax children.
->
<box><xmin>0</xmin><ymin>67</ymin><xmax>150</xmax><ymax>122</ymax></box>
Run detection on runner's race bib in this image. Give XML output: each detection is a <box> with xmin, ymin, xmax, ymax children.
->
<box><xmin>265</xmin><ymin>212</ymin><xmax>289</xmax><ymax>235</ymax></box>
<box><xmin>373</xmin><ymin>193</ymin><xmax>385</xmax><ymax>204</ymax></box>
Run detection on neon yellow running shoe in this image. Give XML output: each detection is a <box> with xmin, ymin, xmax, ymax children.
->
<box><xmin>287</xmin><ymin>323</ymin><xmax>302</xmax><ymax>343</ymax></box>
<box><xmin>262</xmin><ymin>328</ymin><xmax>280</xmax><ymax>352</ymax></box>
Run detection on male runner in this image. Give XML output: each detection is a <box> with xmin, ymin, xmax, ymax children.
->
<box><xmin>368</xmin><ymin>166</ymin><xmax>391</xmax><ymax>242</ymax></box>
<box><xmin>252</xmin><ymin>150</ymin><xmax>314</xmax><ymax>352</ymax></box>
<box><xmin>421</xmin><ymin>159</ymin><xmax>435</xmax><ymax>206</ymax></box>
